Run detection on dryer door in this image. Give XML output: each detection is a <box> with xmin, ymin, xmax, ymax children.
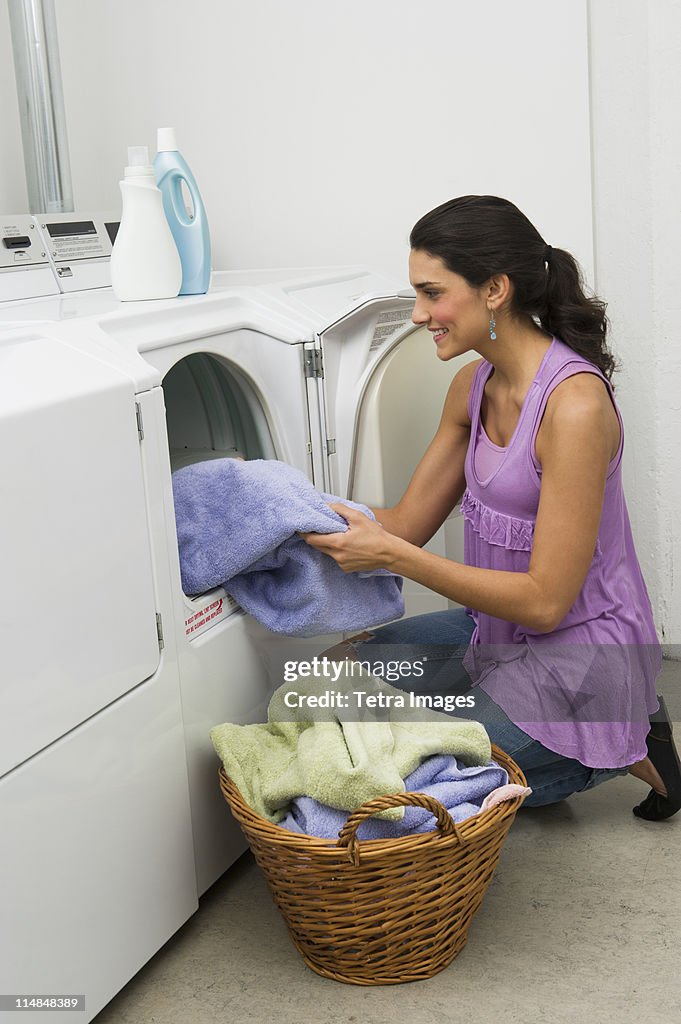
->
<box><xmin>0</xmin><ymin>332</ymin><xmax>160</xmax><ymax>777</ymax></box>
<box><xmin>320</xmin><ymin>310</ymin><xmax>478</xmax><ymax>617</ymax></box>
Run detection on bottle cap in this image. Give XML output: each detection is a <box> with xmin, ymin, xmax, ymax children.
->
<box><xmin>157</xmin><ymin>127</ymin><xmax>178</xmax><ymax>153</ymax></box>
<box><xmin>125</xmin><ymin>146</ymin><xmax>153</xmax><ymax>176</ymax></box>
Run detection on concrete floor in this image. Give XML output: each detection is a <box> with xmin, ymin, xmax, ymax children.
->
<box><xmin>94</xmin><ymin>661</ymin><xmax>681</xmax><ymax>1024</ymax></box>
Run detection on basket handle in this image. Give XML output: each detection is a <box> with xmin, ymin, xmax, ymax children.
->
<box><xmin>336</xmin><ymin>792</ymin><xmax>464</xmax><ymax>866</ymax></box>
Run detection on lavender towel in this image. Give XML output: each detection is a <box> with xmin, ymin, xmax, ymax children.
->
<box><xmin>278</xmin><ymin>753</ymin><xmax>509</xmax><ymax>839</ymax></box>
<box><xmin>172</xmin><ymin>458</ymin><xmax>404</xmax><ymax>636</ymax></box>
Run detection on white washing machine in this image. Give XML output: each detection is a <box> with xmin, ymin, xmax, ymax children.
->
<box><xmin>0</xmin><ymin>264</ymin><xmax>473</xmax><ymax>1022</ymax></box>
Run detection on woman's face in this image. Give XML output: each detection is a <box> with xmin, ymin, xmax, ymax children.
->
<box><xmin>409</xmin><ymin>249</ymin><xmax>488</xmax><ymax>359</ymax></box>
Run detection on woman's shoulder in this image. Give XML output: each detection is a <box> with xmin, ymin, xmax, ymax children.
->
<box><xmin>540</xmin><ymin>340</ymin><xmax>617</xmax><ymax>423</ymax></box>
<box><xmin>543</xmin><ymin>360</ymin><xmax>616</xmax><ymax>418</ymax></box>
<box><xmin>538</xmin><ymin>370</ymin><xmax>621</xmax><ymax>463</ymax></box>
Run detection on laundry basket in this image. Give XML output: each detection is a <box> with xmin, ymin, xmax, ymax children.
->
<box><xmin>218</xmin><ymin>744</ymin><xmax>527</xmax><ymax>985</ymax></box>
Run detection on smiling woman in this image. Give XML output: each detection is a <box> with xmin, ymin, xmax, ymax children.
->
<box><xmin>304</xmin><ymin>195</ymin><xmax>680</xmax><ymax>822</ymax></box>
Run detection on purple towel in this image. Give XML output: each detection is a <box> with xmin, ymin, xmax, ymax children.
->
<box><xmin>278</xmin><ymin>754</ymin><xmax>509</xmax><ymax>839</ymax></box>
<box><xmin>172</xmin><ymin>458</ymin><xmax>404</xmax><ymax>637</ymax></box>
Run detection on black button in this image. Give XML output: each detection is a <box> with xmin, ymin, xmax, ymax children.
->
<box><xmin>3</xmin><ymin>236</ymin><xmax>31</xmax><ymax>249</ymax></box>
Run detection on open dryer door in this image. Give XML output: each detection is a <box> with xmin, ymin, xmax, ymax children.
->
<box><xmin>350</xmin><ymin>324</ymin><xmax>459</xmax><ymax>506</ymax></box>
<box><xmin>350</xmin><ymin>325</ymin><xmax>478</xmax><ymax>616</ymax></box>
<box><xmin>320</xmin><ymin>309</ymin><xmax>479</xmax><ymax>617</ymax></box>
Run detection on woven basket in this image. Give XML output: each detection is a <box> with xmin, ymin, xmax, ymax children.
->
<box><xmin>218</xmin><ymin>744</ymin><xmax>527</xmax><ymax>985</ymax></box>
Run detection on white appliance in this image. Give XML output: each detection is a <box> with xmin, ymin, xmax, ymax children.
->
<box><xmin>0</xmin><ymin>265</ymin><xmax>473</xmax><ymax>1023</ymax></box>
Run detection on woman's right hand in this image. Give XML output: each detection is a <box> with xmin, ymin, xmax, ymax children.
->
<box><xmin>301</xmin><ymin>503</ymin><xmax>402</xmax><ymax>573</ymax></box>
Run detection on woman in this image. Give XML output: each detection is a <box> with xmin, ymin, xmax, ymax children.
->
<box><xmin>304</xmin><ymin>195</ymin><xmax>680</xmax><ymax>819</ymax></box>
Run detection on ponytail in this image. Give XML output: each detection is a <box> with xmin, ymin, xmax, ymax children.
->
<box><xmin>539</xmin><ymin>246</ymin><xmax>615</xmax><ymax>380</ymax></box>
<box><xmin>410</xmin><ymin>196</ymin><xmax>618</xmax><ymax>382</ymax></box>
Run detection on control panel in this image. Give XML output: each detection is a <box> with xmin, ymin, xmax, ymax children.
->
<box><xmin>0</xmin><ymin>214</ymin><xmax>60</xmax><ymax>301</ymax></box>
<box><xmin>33</xmin><ymin>212</ymin><xmax>119</xmax><ymax>293</ymax></box>
<box><xmin>0</xmin><ymin>214</ymin><xmax>50</xmax><ymax>270</ymax></box>
<box><xmin>0</xmin><ymin>211</ymin><xmax>120</xmax><ymax>301</ymax></box>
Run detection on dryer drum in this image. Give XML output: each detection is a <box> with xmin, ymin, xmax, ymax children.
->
<box><xmin>162</xmin><ymin>352</ymin><xmax>276</xmax><ymax>473</ymax></box>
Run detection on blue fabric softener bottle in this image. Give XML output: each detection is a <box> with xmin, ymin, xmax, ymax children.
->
<box><xmin>154</xmin><ymin>127</ymin><xmax>212</xmax><ymax>294</ymax></box>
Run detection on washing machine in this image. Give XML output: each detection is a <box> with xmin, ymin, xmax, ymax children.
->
<box><xmin>0</xmin><ymin>259</ymin><xmax>474</xmax><ymax>1023</ymax></box>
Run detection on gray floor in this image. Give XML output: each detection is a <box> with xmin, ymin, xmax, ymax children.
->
<box><xmin>94</xmin><ymin>661</ymin><xmax>681</xmax><ymax>1024</ymax></box>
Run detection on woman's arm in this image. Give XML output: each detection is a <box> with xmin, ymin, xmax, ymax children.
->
<box><xmin>305</xmin><ymin>373</ymin><xmax>616</xmax><ymax>634</ymax></box>
<box><xmin>369</xmin><ymin>358</ymin><xmax>481</xmax><ymax>546</ymax></box>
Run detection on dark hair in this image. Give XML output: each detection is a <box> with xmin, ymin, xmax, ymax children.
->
<box><xmin>410</xmin><ymin>195</ymin><xmax>617</xmax><ymax>381</ymax></box>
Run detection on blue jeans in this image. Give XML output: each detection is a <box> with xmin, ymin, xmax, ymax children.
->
<box><xmin>351</xmin><ymin>608</ymin><xmax>629</xmax><ymax>808</ymax></box>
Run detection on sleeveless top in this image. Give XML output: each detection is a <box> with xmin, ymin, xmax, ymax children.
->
<box><xmin>461</xmin><ymin>337</ymin><xmax>661</xmax><ymax>768</ymax></box>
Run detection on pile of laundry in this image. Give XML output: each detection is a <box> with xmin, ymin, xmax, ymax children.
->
<box><xmin>172</xmin><ymin>458</ymin><xmax>404</xmax><ymax>637</ymax></box>
<box><xmin>211</xmin><ymin>670</ymin><xmax>531</xmax><ymax>841</ymax></box>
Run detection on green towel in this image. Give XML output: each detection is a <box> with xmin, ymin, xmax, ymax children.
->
<box><xmin>210</xmin><ymin>669</ymin><xmax>491</xmax><ymax>823</ymax></box>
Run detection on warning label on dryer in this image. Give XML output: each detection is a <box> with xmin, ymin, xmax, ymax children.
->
<box><xmin>369</xmin><ymin>308</ymin><xmax>414</xmax><ymax>352</ymax></box>
<box><xmin>185</xmin><ymin>596</ymin><xmax>233</xmax><ymax>638</ymax></box>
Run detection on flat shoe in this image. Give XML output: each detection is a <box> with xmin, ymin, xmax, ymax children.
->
<box><xmin>632</xmin><ymin>696</ymin><xmax>681</xmax><ymax>821</ymax></box>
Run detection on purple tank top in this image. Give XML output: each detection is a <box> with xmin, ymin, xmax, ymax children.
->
<box><xmin>461</xmin><ymin>337</ymin><xmax>661</xmax><ymax>768</ymax></box>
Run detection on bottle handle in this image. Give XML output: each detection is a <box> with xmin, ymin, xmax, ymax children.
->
<box><xmin>167</xmin><ymin>170</ymin><xmax>196</xmax><ymax>227</ymax></box>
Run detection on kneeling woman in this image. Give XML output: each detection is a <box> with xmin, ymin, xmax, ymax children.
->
<box><xmin>303</xmin><ymin>195</ymin><xmax>680</xmax><ymax>821</ymax></box>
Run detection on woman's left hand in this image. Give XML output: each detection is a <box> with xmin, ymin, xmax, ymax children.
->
<box><xmin>301</xmin><ymin>503</ymin><xmax>399</xmax><ymax>573</ymax></box>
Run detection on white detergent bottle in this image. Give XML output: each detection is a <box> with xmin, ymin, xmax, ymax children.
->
<box><xmin>111</xmin><ymin>145</ymin><xmax>182</xmax><ymax>301</ymax></box>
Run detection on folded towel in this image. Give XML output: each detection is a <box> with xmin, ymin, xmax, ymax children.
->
<box><xmin>172</xmin><ymin>458</ymin><xmax>404</xmax><ymax>636</ymax></box>
<box><xmin>210</xmin><ymin>669</ymin><xmax>492</xmax><ymax>823</ymax></box>
<box><xmin>278</xmin><ymin>753</ymin><xmax>510</xmax><ymax>839</ymax></box>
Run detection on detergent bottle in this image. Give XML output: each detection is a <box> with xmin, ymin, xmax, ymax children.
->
<box><xmin>110</xmin><ymin>145</ymin><xmax>182</xmax><ymax>301</ymax></box>
<box><xmin>154</xmin><ymin>127</ymin><xmax>212</xmax><ymax>295</ymax></box>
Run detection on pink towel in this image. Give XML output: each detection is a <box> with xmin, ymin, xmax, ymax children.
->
<box><xmin>480</xmin><ymin>783</ymin><xmax>532</xmax><ymax>811</ymax></box>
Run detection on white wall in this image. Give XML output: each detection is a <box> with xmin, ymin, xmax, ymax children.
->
<box><xmin>589</xmin><ymin>0</ymin><xmax>681</xmax><ymax>650</ymax></box>
<box><xmin>2</xmin><ymin>0</ymin><xmax>592</xmax><ymax>284</ymax></box>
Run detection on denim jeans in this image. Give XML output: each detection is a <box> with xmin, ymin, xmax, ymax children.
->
<box><xmin>351</xmin><ymin>607</ymin><xmax>630</xmax><ymax>808</ymax></box>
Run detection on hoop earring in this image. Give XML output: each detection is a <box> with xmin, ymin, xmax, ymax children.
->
<box><xmin>488</xmin><ymin>309</ymin><xmax>497</xmax><ymax>341</ymax></box>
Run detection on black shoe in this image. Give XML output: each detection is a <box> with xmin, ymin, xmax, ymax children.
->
<box><xmin>633</xmin><ymin>696</ymin><xmax>681</xmax><ymax>821</ymax></box>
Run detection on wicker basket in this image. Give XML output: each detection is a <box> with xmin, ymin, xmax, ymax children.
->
<box><xmin>218</xmin><ymin>744</ymin><xmax>527</xmax><ymax>985</ymax></box>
